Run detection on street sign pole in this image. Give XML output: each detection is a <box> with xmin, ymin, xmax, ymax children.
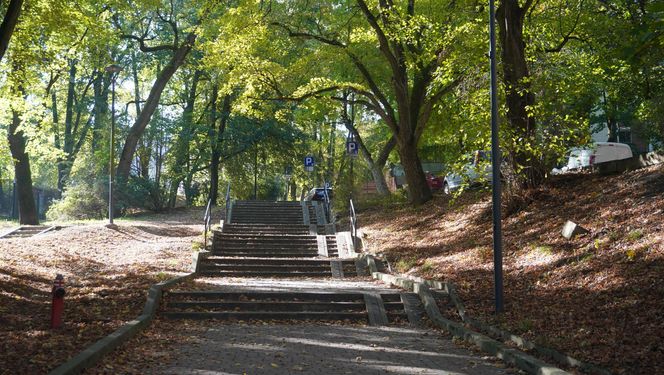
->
<box><xmin>346</xmin><ymin>137</ymin><xmax>358</xmax><ymax>201</ymax></box>
<box><xmin>489</xmin><ymin>0</ymin><xmax>504</xmax><ymax>314</ymax></box>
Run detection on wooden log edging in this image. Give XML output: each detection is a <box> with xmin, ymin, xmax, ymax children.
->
<box><xmin>48</xmin><ymin>251</ymin><xmax>204</xmax><ymax>375</ymax></box>
<box><xmin>360</xmin><ymin>253</ymin><xmax>611</xmax><ymax>375</ymax></box>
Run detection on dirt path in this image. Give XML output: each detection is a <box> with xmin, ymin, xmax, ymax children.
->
<box><xmin>0</xmin><ymin>207</ymin><xmax>205</xmax><ymax>374</ymax></box>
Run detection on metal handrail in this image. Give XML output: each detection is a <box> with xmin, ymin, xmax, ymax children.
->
<box><xmin>323</xmin><ymin>185</ymin><xmax>331</xmax><ymax>223</ymax></box>
<box><xmin>349</xmin><ymin>198</ymin><xmax>358</xmax><ymax>251</ymax></box>
<box><xmin>224</xmin><ymin>183</ymin><xmax>231</xmax><ymax>223</ymax></box>
<box><xmin>203</xmin><ymin>198</ymin><xmax>213</xmax><ymax>249</ymax></box>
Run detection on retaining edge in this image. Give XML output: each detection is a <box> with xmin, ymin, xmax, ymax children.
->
<box><xmin>359</xmin><ymin>254</ymin><xmax>570</xmax><ymax>375</ymax></box>
<box><xmin>48</xmin><ymin>251</ymin><xmax>204</xmax><ymax>375</ymax></box>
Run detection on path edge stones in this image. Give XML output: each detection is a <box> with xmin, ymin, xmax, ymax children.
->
<box><xmin>47</xmin><ymin>251</ymin><xmax>204</xmax><ymax>375</ymax></box>
<box><xmin>359</xmin><ymin>253</ymin><xmax>571</xmax><ymax>375</ymax></box>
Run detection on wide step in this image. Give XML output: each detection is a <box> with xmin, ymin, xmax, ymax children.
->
<box><xmin>161</xmin><ymin>291</ymin><xmax>421</xmax><ymax>325</ymax></box>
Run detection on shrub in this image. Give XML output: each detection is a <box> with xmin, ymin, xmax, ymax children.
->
<box><xmin>47</xmin><ymin>182</ymin><xmax>106</xmax><ymax>220</ymax></box>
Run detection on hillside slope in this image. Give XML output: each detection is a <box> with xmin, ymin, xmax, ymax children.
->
<box><xmin>360</xmin><ymin>164</ymin><xmax>664</xmax><ymax>374</ymax></box>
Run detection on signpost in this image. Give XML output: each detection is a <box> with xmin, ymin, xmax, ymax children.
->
<box><xmin>346</xmin><ymin>137</ymin><xmax>358</xmax><ymax>200</ymax></box>
<box><xmin>304</xmin><ymin>155</ymin><xmax>315</xmax><ymax>172</ymax></box>
<box><xmin>346</xmin><ymin>140</ymin><xmax>358</xmax><ymax>158</ymax></box>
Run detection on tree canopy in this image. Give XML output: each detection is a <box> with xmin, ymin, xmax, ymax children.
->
<box><xmin>0</xmin><ymin>0</ymin><xmax>662</xmax><ymax>222</ymax></box>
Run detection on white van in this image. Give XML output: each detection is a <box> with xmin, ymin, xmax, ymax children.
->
<box><xmin>561</xmin><ymin>142</ymin><xmax>633</xmax><ymax>172</ymax></box>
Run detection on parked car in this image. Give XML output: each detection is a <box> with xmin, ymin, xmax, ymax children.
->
<box><xmin>553</xmin><ymin>142</ymin><xmax>633</xmax><ymax>174</ymax></box>
<box><xmin>304</xmin><ymin>187</ymin><xmax>333</xmax><ymax>201</ymax></box>
<box><xmin>443</xmin><ymin>151</ymin><xmax>492</xmax><ymax>194</ymax></box>
<box><xmin>425</xmin><ymin>171</ymin><xmax>444</xmax><ymax>191</ymax></box>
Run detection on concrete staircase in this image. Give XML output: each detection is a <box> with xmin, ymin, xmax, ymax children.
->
<box><xmin>162</xmin><ymin>290</ymin><xmax>422</xmax><ymax>325</ymax></box>
<box><xmin>0</xmin><ymin>225</ymin><xmax>57</xmax><ymax>239</ymax></box>
<box><xmin>162</xmin><ymin>200</ymin><xmax>423</xmax><ymax>326</ymax></box>
<box><xmin>230</xmin><ymin>200</ymin><xmax>304</xmax><ymax>225</ymax></box>
<box><xmin>198</xmin><ymin>201</ymin><xmax>357</xmax><ymax>277</ymax></box>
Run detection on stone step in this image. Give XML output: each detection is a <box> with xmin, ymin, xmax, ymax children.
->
<box><xmin>198</xmin><ymin>270</ymin><xmax>333</xmax><ymax>277</ymax></box>
<box><xmin>161</xmin><ymin>311</ymin><xmax>367</xmax><ymax>321</ymax></box>
<box><xmin>166</xmin><ymin>301</ymin><xmax>365</xmax><ymax>312</ymax></box>
<box><xmin>210</xmin><ymin>252</ymin><xmax>319</xmax><ymax>258</ymax></box>
<box><xmin>160</xmin><ymin>291</ymin><xmax>415</xmax><ymax>325</ymax></box>
<box><xmin>232</xmin><ymin>220</ymin><xmax>305</xmax><ymax>224</ymax></box>
<box><xmin>166</xmin><ymin>291</ymin><xmax>365</xmax><ymax>301</ymax></box>
<box><xmin>203</xmin><ymin>258</ymin><xmax>336</xmax><ymax>265</ymax></box>
<box><xmin>200</xmin><ymin>264</ymin><xmax>331</xmax><ymax>271</ymax></box>
<box><xmin>221</xmin><ymin>227</ymin><xmax>310</xmax><ymax>233</ymax></box>
<box><xmin>212</xmin><ymin>246</ymin><xmax>319</xmax><ymax>251</ymax></box>
<box><xmin>214</xmin><ymin>235</ymin><xmax>316</xmax><ymax>242</ymax></box>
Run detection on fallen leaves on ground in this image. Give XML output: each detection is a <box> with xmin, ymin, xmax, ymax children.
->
<box><xmin>360</xmin><ymin>165</ymin><xmax>664</xmax><ymax>375</ymax></box>
<box><xmin>0</xmin><ymin>208</ymin><xmax>204</xmax><ymax>374</ymax></box>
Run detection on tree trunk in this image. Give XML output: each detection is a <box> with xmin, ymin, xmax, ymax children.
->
<box><xmin>116</xmin><ymin>32</ymin><xmax>196</xmax><ymax>182</ymax></box>
<box><xmin>91</xmin><ymin>70</ymin><xmax>110</xmax><ymax>152</ymax></box>
<box><xmin>168</xmin><ymin>68</ymin><xmax>201</xmax><ymax>207</ymax></box>
<box><xmin>209</xmin><ymin>91</ymin><xmax>231</xmax><ymax>204</ymax></box>
<box><xmin>341</xmin><ymin>93</ymin><xmax>394</xmax><ymax>196</ymax></box>
<box><xmin>8</xmin><ymin>108</ymin><xmax>38</xmax><ymax>225</ymax></box>
<box><xmin>132</xmin><ymin>51</ymin><xmax>152</xmax><ymax>178</ymax></box>
<box><xmin>0</xmin><ymin>0</ymin><xmax>23</xmax><ymax>63</ymax></box>
<box><xmin>57</xmin><ymin>59</ymin><xmax>77</xmax><ymax>191</ymax></box>
<box><xmin>497</xmin><ymin>0</ymin><xmax>541</xmax><ymax>188</ymax></box>
<box><xmin>397</xmin><ymin>135</ymin><xmax>431</xmax><ymax>205</ymax></box>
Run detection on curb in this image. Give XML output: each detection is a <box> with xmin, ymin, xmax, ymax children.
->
<box><xmin>360</xmin><ymin>254</ymin><xmax>570</xmax><ymax>375</ymax></box>
<box><xmin>48</xmin><ymin>251</ymin><xmax>204</xmax><ymax>375</ymax></box>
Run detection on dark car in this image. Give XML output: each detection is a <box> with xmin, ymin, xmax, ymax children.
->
<box><xmin>304</xmin><ymin>187</ymin><xmax>333</xmax><ymax>201</ymax></box>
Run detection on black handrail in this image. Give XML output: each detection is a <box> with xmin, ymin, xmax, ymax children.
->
<box><xmin>323</xmin><ymin>185</ymin><xmax>331</xmax><ymax>223</ymax></box>
<box><xmin>349</xmin><ymin>198</ymin><xmax>358</xmax><ymax>251</ymax></box>
<box><xmin>224</xmin><ymin>183</ymin><xmax>231</xmax><ymax>223</ymax></box>
<box><xmin>203</xmin><ymin>198</ymin><xmax>212</xmax><ymax>249</ymax></box>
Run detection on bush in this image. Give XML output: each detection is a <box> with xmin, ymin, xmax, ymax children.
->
<box><xmin>116</xmin><ymin>177</ymin><xmax>168</xmax><ymax>212</ymax></box>
<box><xmin>47</xmin><ymin>182</ymin><xmax>106</xmax><ymax>220</ymax></box>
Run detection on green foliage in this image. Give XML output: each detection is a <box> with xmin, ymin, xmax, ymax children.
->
<box><xmin>47</xmin><ymin>183</ymin><xmax>106</xmax><ymax>220</ymax></box>
<box><xmin>626</xmin><ymin>229</ymin><xmax>644</xmax><ymax>242</ymax></box>
<box><xmin>117</xmin><ymin>177</ymin><xmax>169</xmax><ymax>212</ymax></box>
<box><xmin>395</xmin><ymin>257</ymin><xmax>418</xmax><ymax>273</ymax></box>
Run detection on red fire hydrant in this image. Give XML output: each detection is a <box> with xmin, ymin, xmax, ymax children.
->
<box><xmin>51</xmin><ymin>274</ymin><xmax>65</xmax><ymax>329</ymax></box>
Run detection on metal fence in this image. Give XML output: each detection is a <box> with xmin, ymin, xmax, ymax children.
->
<box><xmin>0</xmin><ymin>179</ymin><xmax>59</xmax><ymax>219</ymax></box>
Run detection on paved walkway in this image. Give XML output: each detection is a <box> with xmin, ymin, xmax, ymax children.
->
<box><xmin>149</xmin><ymin>323</ymin><xmax>515</xmax><ymax>375</ymax></box>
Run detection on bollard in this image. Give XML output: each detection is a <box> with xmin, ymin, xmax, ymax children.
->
<box><xmin>51</xmin><ymin>274</ymin><xmax>65</xmax><ymax>329</ymax></box>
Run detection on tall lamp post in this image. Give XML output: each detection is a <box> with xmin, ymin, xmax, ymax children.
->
<box><xmin>489</xmin><ymin>0</ymin><xmax>504</xmax><ymax>313</ymax></box>
<box><xmin>105</xmin><ymin>64</ymin><xmax>123</xmax><ymax>226</ymax></box>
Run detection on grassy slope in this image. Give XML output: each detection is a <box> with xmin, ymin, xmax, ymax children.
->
<box><xmin>359</xmin><ymin>164</ymin><xmax>664</xmax><ymax>375</ymax></box>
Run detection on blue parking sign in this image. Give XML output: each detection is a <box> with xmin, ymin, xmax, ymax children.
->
<box><xmin>304</xmin><ymin>156</ymin><xmax>315</xmax><ymax>167</ymax></box>
<box><xmin>346</xmin><ymin>141</ymin><xmax>359</xmax><ymax>157</ymax></box>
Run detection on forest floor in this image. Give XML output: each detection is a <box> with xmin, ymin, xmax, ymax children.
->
<box><xmin>359</xmin><ymin>164</ymin><xmax>664</xmax><ymax>375</ymax></box>
<box><xmin>0</xmin><ymin>208</ymin><xmax>204</xmax><ymax>374</ymax></box>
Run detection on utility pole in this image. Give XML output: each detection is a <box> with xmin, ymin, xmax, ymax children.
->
<box><xmin>489</xmin><ymin>0</ymin><xmax>504</xmax><ymax>313</ymax></box>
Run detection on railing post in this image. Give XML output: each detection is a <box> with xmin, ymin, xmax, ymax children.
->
<box><xmin>203</xmin><ymin>199</ymin><xmax>212</xmax><ymax>250</ymax></box>
<box><xmin>224</xmin><ymin>183</ymin><xmax>231</xmax><ymax>224</ymax></box>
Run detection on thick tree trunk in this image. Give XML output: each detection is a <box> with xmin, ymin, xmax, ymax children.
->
<box><xmin>397</xmin><ymin>136</ymin><xmax>431</xmax><ymax>205</ymax></box>
<box><xmin>0</xmin><ymin>0</ymin><xmax>23</xmax><ymax>62</ymax></box>
<box><xmin>8</xmin><ymin>108</ymin><xmax>39</xmax><ymax>224</ymax></box>
<box><xmin>497</xmin><ymin>0</ymin><xmax>542</xmax><ymax>188</ymax></box>
<box><xmin>116</xmin><ymin>32</ymin><xmax>196</xmax><ymax>182</ymax></box>
<box><xmin>57</xmin><ymin>59</ymin><xmax>77</xmax><ymax>191</ymax></box>
<box><xmin>168</xmin><ymin>68</ymin><xmax>201</xmax><ymax>207</ymax></box>
<box><xmin>209</xmin><ymin>91</ymin><xmax>231</xmax><ymax>205</ymax></box>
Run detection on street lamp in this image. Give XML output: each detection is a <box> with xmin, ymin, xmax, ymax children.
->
<box><xmin>489</xmin><ymin>0</ymin><xmax>504</xmax><ymax>313</ymax></box>
<box><xmin>105</xmin><ymin>64</ymin><xmax>123</xmax><ymax>226</ymax></box>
